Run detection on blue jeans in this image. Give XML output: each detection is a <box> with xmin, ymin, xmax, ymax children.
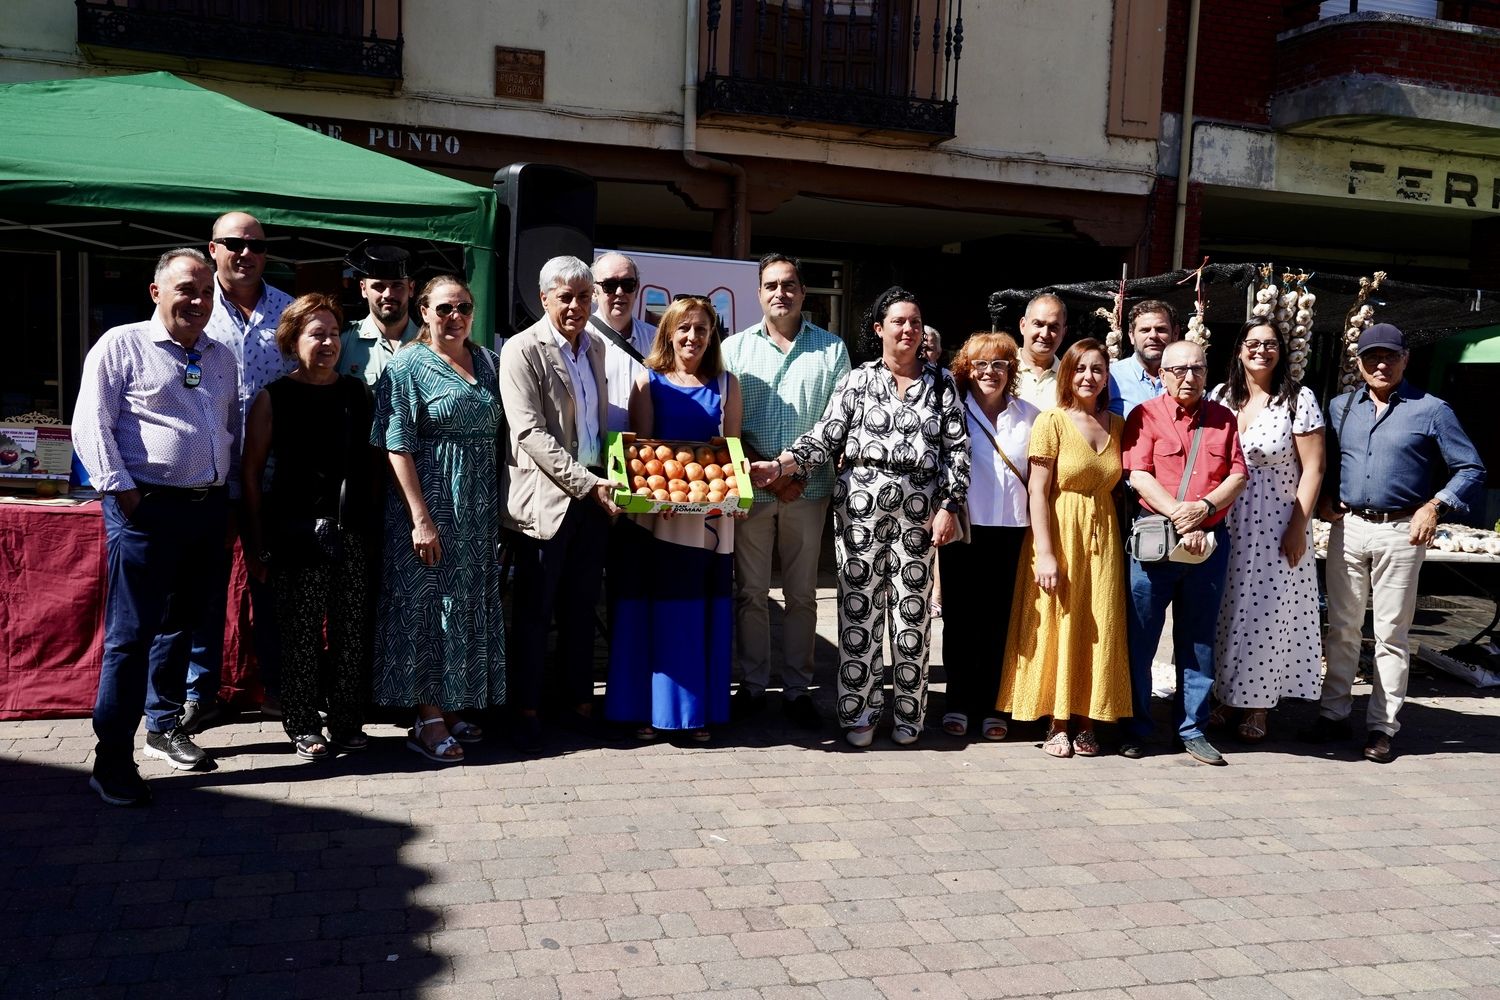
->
<box><xmin>1125</xmin><ymin>525</ymin><xmax>1229</xmax><ymax>742</ymax></box>
<box><xmin>187</xmin><ymin>546</ymin><xmax>280</xmax><ymax>702</ymax></box>
<box><xmin>95</xmin><ymin>488</ymin><xmax>228</xmax><ymax>755</ymax></box>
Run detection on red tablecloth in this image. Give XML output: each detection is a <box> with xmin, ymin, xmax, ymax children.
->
<box><xmin>0</xmin><ymin>500</ymin><xmax>259</xmax><ymax>720</ymax></box>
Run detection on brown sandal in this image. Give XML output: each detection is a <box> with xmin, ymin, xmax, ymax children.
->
<box><xmin>1237</xmin><ymin>709</ymin><xmax>1268</xmax><ymax>744</ymax></box>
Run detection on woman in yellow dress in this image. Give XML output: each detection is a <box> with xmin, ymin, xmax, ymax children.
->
<box><xmin>998</xmin><ymin>337</ymin><xmax>1132</xmax><ymax>757</ymax></box>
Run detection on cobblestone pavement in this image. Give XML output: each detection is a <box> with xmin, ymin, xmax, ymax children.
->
<box><xmin>4</xmin><ymin>586</ymin><xmax>1500</xmax><ymax>999</ymax></box>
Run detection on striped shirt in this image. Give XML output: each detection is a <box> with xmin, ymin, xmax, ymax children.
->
<box><xmin>72</xmin><ymin>317</ymin><xmax>240</xmax><ymax>493</ymax></box>
<box><xmin>722</xmin><ymin>318</ymin><xmax>851</xmax><ymax>502</ymax></box>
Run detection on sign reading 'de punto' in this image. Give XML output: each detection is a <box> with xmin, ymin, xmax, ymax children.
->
<box><xmin>495</xmin><ymin>47</ymin><xmax>544</xmax><ymax>102</ymax></box>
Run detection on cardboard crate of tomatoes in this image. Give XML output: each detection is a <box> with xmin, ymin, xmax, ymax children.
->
<box><xmin>606</xmin><ymin>433</ymin><xmax>754</xmax><ymax>515</ymax></box>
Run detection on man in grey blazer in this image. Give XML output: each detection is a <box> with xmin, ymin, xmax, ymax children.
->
<box><xmin>500</xmin><ymin>255</ymin><xmax>621</xmax><ymax>751</ymax></box>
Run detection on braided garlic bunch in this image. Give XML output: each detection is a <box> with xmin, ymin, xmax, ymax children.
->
<box><xmin>1097</xmin><ymin>306</ymin><xmax>1122</xmax><ymax>360</ymax></box>
<box><xmin>1283</xmin><ymin>271</ymin><xmax>1314</xmax><ymax>384</ymax></box>
<box><xmin>1339</xmin><ymin>271</ymin><xmax>1386</xmax><ymax>390</ymax></box>
<box><xmin>1185</xmin><ymin>304</ymin><xmax>1210</xmax><ymax>346</ymax></box>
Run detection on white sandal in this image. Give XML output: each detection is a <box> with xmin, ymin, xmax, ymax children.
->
<box><xmin>941</xmin><ymin>713</ymin><xmax>967</xmax><ymax>737</ymax></box>
<box><xmin>846</xmin><ymin>724</ymin><xmax>876</xmax><ymax>748</ymax></box>
<box><xmin>891</xmin><ymin>724</ymin><xmax>921</xmax><ymax>746</ymax></box>
<box><xmin>407</xmin><ymin>716</ymin><xmax>464</xmax><ymax>764</ymax></box>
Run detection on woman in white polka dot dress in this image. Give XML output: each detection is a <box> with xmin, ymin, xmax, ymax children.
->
<box><xmin>1209</xmin><ymin>319</ymin><xmax>1326</xmax><ymax>742</ymax></box>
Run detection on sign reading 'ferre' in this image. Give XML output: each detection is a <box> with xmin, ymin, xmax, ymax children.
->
<box><xmin>495</xmin><ymin>47</ymin><xmax>544</xmax><ymax>102</ymax></box>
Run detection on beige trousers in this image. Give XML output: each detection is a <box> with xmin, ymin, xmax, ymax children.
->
<box><xmin>733</xmin><ymin>496</ymin><xmax>831</xmax><ymax>698</ymax></box>
<box><xmin>1321</xmin><ymin>514</ymin><xmax>1427</xmax><ymax>736</ymax></box>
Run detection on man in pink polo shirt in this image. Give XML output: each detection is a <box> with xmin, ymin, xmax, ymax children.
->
<box><xmin>1120</xmin><ymin>340</ymin><xmax>1248</xmax><ymax>764</ymax></box>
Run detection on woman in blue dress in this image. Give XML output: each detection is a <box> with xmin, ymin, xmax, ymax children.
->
<box><xmin>605</xmin><ymin>296</ymin><xmax>743</xmax><ymax>742</ymax></box>
<box><xmin>370</xmin><ymin>275</ymin><xmax>506</xmax><ymax>764</ymax></box>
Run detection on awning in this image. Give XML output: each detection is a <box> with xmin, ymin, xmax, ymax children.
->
<box><xmin>0</xmin><ymin>71</ymin><xmax>499</xmax><ymax>338</ymax></box>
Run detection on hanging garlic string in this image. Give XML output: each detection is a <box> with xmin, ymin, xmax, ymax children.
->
<box><xmin>1179</xmin><ymin>256</ymin><xmax>1211</xmax><ymax>346</ymax></box>
<box><xmin>1339</xmin><ymin>271</ymin><xmax>1386</xmax><ymax>390</ymax></box>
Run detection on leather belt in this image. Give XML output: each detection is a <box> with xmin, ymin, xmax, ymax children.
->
<box><xmin>140</xmin><ymin>483</ymin><xmax>223</xmax><ymax>501</ymax></box>
<box><xmin>1348</xmin><ymin>506</ymin><xmax>1417</xmax><ymax>523</ymax></box>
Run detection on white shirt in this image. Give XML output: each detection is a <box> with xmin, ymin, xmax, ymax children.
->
<box><xmin>964</xmin><ymin>394</ymin><xmax>1038</xmax><ymax>527</ymax></box>
<box><xmin>1016</xmin><ymin>356</ymin><xmax>1060</xmax><ymax>410</ymax></box>
<box><xmin>593</xmin><ymin>312</ymin><xmax>656</xmax><ymax>433</ymax></box>
<box><xmin>72</xmin><ymin>317</ymin><xmax>239</xmax><ymax>493</ymax></box>
<box><xmin>550</xmin><ymin>322</ymin><xmax>603</xmax><ymax>468</ymax></box>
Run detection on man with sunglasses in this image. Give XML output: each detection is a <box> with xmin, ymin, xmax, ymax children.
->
<box><xmin>189</xmin><ymin>212</ymin><xmax>295</xmax><ymax>731</ymax></box>
<box><xmin>1120</xmin><ymin>340</ymin><xmax>1248</xmax><ymax>765</ymax></box>
<box><xmin>73</xmin><ymin>248</ymin><xmax>240</xmax><ymax>804</ymax></box>
<box><xmin>721</xmin><ymin>252</ymin><xmax>850</xmax><ymax>729</ymax></box>
<box><xmin>339</xmin><ymin>240</ymin><xmax>420</xmax><ymax>385</ymax></box>
<box><xmin>1309</xmin><ymin>324</ymin><xmax>1484</xmax><ymax>763</ymax></box>
<box><xmin>591</xmin><ymin>253</ymin><xmax>657</xmax><ymax>434</ymax></box>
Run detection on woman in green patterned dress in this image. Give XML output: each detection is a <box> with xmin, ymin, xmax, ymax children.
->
<box><xmin>371</xmin><ymin>275</ymin><xmax>506</xmax><ymax>764</ymax></box>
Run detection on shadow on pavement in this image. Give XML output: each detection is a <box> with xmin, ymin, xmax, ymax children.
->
<box><xmin>0</xmin><ymin>756</ymin><xmax>446</xmax><ymax>999</ymax></box>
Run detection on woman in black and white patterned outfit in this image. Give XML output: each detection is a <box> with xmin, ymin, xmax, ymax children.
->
<box><xmin>750</xmin><ymin>287</ymin><xmax>970</xmax><ymax>748</ymax></box>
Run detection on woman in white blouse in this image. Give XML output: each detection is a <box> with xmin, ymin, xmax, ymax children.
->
<box><xmin>939</xmin><ymin>333</ymin><xmax>1039</xmax><ymax>739</ymax></box>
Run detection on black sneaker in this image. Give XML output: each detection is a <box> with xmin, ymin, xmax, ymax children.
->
<box><xmin>1298</xmin><ymin>715</ymin><xmax>1352</xmax><ymax>744</ymax></box>
<box><xmin>1182</xmin><ymin>735</ymin><xmax>1227</xmax><ymax>766</ymax></box>
<box><xmin>143</xmin><ymin>729</ymin><xmax>208</xmax><ymax>771</ymax></box>
<box><xmin>783</xmin><ymin>695</ymin><xmax>821</xmax><ymax>730</ymax></box>
<box><xmin>731</xmin><ymin>688</ymin><xmax>767</xmax><ymax>722</ymax></box>
<box><xmin>89</xmin><ymin>755</ymin><xmax>151</xmax><ymax>806</ymax></box>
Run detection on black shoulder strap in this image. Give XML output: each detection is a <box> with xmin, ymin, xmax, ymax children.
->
<box><xmin>588</xmin><ymin>314</ymin><xmax>646</xmax><ymax>364</ymax></box>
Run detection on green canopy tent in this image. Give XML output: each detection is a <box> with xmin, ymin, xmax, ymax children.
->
<box><xmin>0</xmin><ymin>71</ymin><xmax>498</xmax><ymax>339</ymax></box>
<box><xmin>1428</xmin><ymin>324</ymin><xmax>1500</xmax><ymax>391</ymax></box>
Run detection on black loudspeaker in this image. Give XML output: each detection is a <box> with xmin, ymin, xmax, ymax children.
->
<box><xmin>493</xmin><ymin>163</ymin><xmax>597</xmax><ymax>335</ymax></box>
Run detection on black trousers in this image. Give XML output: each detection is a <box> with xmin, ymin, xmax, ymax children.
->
<box><xmin>508</xmin><ymin>497</ymin><xmax>610</xmax><ymax>712</ymax></box>
<box><xmin>937</xmin><ymin>524</ymin><xmax>1026</xmax><ymax>723</ymax></box>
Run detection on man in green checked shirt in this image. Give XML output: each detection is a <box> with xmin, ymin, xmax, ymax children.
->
<box><xmin>722</xmin><ymin>253</ymin><xmax>851</xmax><ymax>729</ymax></box>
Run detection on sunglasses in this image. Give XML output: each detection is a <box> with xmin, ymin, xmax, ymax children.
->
<box><xmin>213</xmin><ymin>237</ymin><xmax>268</xmax><ymax>254</ymax></box>
<box><xmin>432</xmin><ymin>301</ymin><xmax>474</xmax><ymax>317</ymax></box>
<box><xmin>673</xmin><ymin>293</ymin><xmax>714</xmax><ymax>304</ymax></box>
<box><xmin>597</xmin><ymin>278</ymin><xmax>638</xmax><ymax>294</ymax></box>
<box><xmin>183</xmin><ymin>348</ymin><xmax>203</xmax><ymax>388</ymax></box>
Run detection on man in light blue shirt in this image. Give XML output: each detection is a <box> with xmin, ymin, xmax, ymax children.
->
<box><xmin>722</xmin><ymin>253</ymin><xmax>850</xmax><ymax>728</ymax></box>
<box><xmin>1108</xmin><ymin>300</ymin><xmax>1178</xmax><ymax>418</ymax></box>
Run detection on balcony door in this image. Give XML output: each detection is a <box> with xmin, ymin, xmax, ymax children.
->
<box><xmin>743</xmin><ymin>0</ymin><xmax>912</xmax><ymax>96</ymax></box>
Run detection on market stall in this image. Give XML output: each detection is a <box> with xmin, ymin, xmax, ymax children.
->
<box><xmin>0</xmin><ymin>72</ymin><xmax>500</xmax><ymax>718</ymax></box>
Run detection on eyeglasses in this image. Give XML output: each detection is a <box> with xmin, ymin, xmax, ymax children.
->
<box><xmin>970</xmin><ymin>359</ymin><xmax>1010</xmax><ymax>374</ymax></box>
<box><xmin>597</xmin><ymin>278</ymin><xmax>638</xmax><ymax>294</ymax></box>
<box><xmin>183</xmin><ymin>348</ymin><xmax>203</xmax><ymax>388</ymax></box>
<box><xmin>432</xmin><ymin>301</ymin><xmax>474</xmax><ymax>317</ymax></box>
<box><xmin>1242</xmin><ymin>339</ymin><xmax>1280</xmax><ymax>353</ymax></box>
<box><xmin>1163</xmin><ymin>364</ymin><xmax>1207</xmax><ymax>379</ymax></box>
<box><xmin>213</xmin><ymin>237</ymin><xmax>268</xmax><ymax>254</ymax></box>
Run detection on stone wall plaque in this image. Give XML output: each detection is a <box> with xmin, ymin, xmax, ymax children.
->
<box><xmin>495</xmin><ymin>47</ymin><xmax>544</xmax><ymax>102</ymax></box>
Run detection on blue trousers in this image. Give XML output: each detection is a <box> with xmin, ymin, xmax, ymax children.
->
<box><xmin>95</xmin><ymin>488</ymin><xmax>228</xmax><ymax>755</ymax></box>
<box><xmin>1124</xmin><ymin>525</ymin><xmax>1229</xmax><ymax>742</ymax></box>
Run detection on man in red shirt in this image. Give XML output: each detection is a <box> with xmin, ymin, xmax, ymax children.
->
<box><xmin>1121</xmin><ymin>341</ymin><xmax>1248</xmax><ymax>764</ymax></box>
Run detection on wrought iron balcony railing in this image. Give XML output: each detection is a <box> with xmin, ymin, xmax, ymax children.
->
<box><xmin>76</xmin><ymin>0</ymin><xmax>403</xmax><ymax>81</ymax></box>
<box><xmin>699</xmin><ymin>0</ymin><xmax>962</xmax><ymax>142</ymax></box>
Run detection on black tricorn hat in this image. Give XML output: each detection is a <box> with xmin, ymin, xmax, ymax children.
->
<box><xmin>346</xmin><ymin>239</ymin><xmax>413</xmax><ymax>280</ymax></box>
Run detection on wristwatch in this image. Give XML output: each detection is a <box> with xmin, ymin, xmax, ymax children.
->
<box><xmin>1200</xmin><ymin>497</ymin><xmax>1217</xmax><ymax>518</ymax></box>
<box><xmin>1429</xmin><ymin>498</ymin><xmax>1449</xmax><ymax>518</ymax></box>
<box><xmin>940</xmin><ymin>498</ymin><xmax>963</xmax><ymax>515</ymax></box>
